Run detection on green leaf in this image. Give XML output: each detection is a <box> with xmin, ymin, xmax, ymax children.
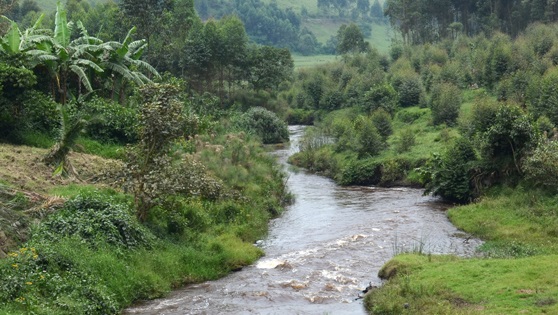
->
<box><xmin>70</xmin><ymin>64</ymin><xmax>94</xmax><ymax>92</ymax></box>
<box><xmin>54</xmin><ymin>1</ymin><xmax>70</xmax><ymax>47</ymax></box>
<box><xmin>0</xmin><ymin>18</ymin><xmax>21</xmax><ymax>54</ymax></box>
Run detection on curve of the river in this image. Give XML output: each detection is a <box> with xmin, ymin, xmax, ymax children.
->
<box><xmin>124</xmin><ymin>125</ymin><xmax>481</xmax><ymax>315</ymax></box>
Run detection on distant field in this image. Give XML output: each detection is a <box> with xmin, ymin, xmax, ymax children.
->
<box><xmin>293</xmin><ymin>54</ymin><xmax>339</xmax><ymax>69</ymax></box>
<box><xmin>262</xmin><ymin>0</ymin><xmax>319</xmax><ymax>15</ymax></box>
<box><xmin>303</xmin><ymin>18</ymin><xmax>393</xmax><ymax>54</ymax></box>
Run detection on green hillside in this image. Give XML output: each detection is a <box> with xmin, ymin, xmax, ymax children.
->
<box><xmin>262</xmin><ymin>0</ymin><xmax>318</xmax><ymax>14</ymax></box>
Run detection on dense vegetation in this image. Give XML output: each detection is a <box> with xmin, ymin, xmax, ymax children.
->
<box><xmin>0</xmin><ymin>1</ymin><xmax>294</xmax><ymax>313</ymax></box>
<box><xmin>3</xmin><ymin>0</ymin><xmax>558</xmax><ymax>314</ymax></box>
<box><xmin>194</xmin><ymin>0</ymin><xmax>387</xmax><ymax>55</ymax></box>
<box><xmin>385</xmin><ymin>0</ymin><xmax>558</xmax><ymax>43</ymax></box>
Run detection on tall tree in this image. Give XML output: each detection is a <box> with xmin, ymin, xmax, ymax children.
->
<box><xmin>120</xmin><ymin>0</ymin><xmax>173</xmax><ymax>60</ymax></box>
<box><xmin>337</xmin><ymin>23</ymin><xmax>369</xmax><ymax>54</ymax></box>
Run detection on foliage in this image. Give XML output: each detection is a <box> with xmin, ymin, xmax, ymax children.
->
<box><xmin>83</xmin><ymin>97</ymin><xmax>138</xmax><ymax>144</ymax></box>
<box><xmin>336</xmin><ymin>23</ymin><xmax>369</xmax><ymax>54</ymax></box>
<box><xmin>370</xmin><ymin>109</ymin><xmax>393</xmax><ymax>140</ymax></box>
<box><xmin>477</xmin><ymin>103</ymin><xmax>537</xmax><ymax>176</ymax></box>
<box><xmin>394</xmin><ymin>128</ymin><xmax>416</xmax><ymax>153</ymax></box>
<box><xmin>422</xmin><ymin>138</ymin><xmax>477</xmax><ymax>203</ymax></box>
<box><xmin>36</xmin><ymin>194</ymin><xmax>154</xmax><ymax>249</ymax></box>
<box><xmin>361</xmin><ymin>83</ymin><xmax>398</xmax><ymax>114</ymax></box>
<box><xmin>235</xmin><ymin>107</ymin><xmax>289</xmax><ymax>144</ymax></box>
<box><xmin>123</xmin><ymin>84</ymin><xmax>186</xmax><ymax>221</ymax></box>
<box><xmin>42</xmin><ymin>101</ymin><xmax>94</xmax><ymax>176</ymax></box>
<box><xmin>384</xmin><ymin>0</ymin><xmax>558</xmax><ymax>43</ymax></box>
<box><xmin>527</xmin><ymin>66</ymin><xmax>558</xmax><ymax>125</ymax></box>
<box><xmin>522</xmin><ymin>140</ymin><xmax>558</xmax><ymax>190</ymax></box>
<box><xmin>247</xmin><ymin>45</ymin><xmax>294</xmax><ymax>91</ymax></box>
<box><xmin>429</xmin><ymin>82</ymin><xmax>462</xmax><ymax>126</ymax></box>
<box><xmin>391</xmin><ymin>68</ymin><xmax>424</xmax><ymax>107</ymax></box>
<box><xmin>355</xmin><ymin>117</ymin><xmax>384</xmax><ymax>157</ymax></box>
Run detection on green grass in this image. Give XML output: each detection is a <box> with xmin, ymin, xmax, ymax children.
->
<box><xmin>262</xmin><ymin>0</ymin><xmax>318</xmax><ymax>15</ymax></box>
<box><xmin>74</xmin><ymin>137</ymin><xmax>126</xmax><ymax>160</ymax></box>
<box><xmin>301</xmin><ymin>19</ymin><xmax>393</xmax><ymax>54</ymax></box>
<box><xmin>293</xmin><ymin>54</ymin><xmax>339</xmax><ymax>69</ymax></box>
<box><xmin>367</xmin><ymin>22</ymin><xmax>393</xmax><ymax>54</ymax></box>
<box><xmin>0</xmin><ymin>234</ymin><xmax>263</xmax><ymax>315</ymax></box>
<box><xmin>366</xmin><ymin>187</ymin><xmax>558</xmax><ymax>314</ymax></box>
<box><xmin>448</xmin><ymin>187</ymin><xmax>558</xmax><ymax>255</ymax></box>
<box><xmin>367</xmin><ymin>254</ymin><xmax>558</xmax><ymax>314</ymax></box>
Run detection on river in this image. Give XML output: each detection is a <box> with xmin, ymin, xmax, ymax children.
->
<box><xmin>124</xmin><ymin>125</ymin><xmax>481</xmax><ymax>315</ymax></box>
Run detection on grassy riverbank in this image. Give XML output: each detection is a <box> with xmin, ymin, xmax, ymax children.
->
<box><xmin>364</xmin><ymin>187</ymin><xmax>558</xmax><ymax>314</ymax></box>
<box><xmin>0</xmin><ymin>131</ymin><xmax>290</xmax><ymax>314</ymax></box>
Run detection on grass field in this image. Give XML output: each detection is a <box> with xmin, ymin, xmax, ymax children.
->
<box><xmin>262</xmin><ymin>0</ymin><xmax>319</xmax><ymax>15</ymax></box>
<box><xmin>293</xmin><ymin>54</ymin><xmax>339</xmax><ymax>69</ymax></box>
<box><xmin>303</xmin><ymin>18</ymin><xmax>393</xmax><ymax>54</ymax></box>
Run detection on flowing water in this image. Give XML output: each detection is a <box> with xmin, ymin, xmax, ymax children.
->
<box><xmin>124</xmin><ymin>125</ymin><xmax>481</xmax><ymax>315</ymax></box>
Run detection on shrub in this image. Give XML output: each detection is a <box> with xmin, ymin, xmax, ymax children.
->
<box><xmin>422</xmin><ymin>138</ymin><xmax>477</xmax><ymax>203</ymax></box>
<box><xmin>429</xmin><ymin>82</ymin><xmax>462</xmax><ymax>126</ymax></box>
<box><xmin>478</xmin><ymin>104</ymin><xmax>537</xmax><ymax>165</ymax></box>
<box><xmin>527</xmin><ymin>67</ymin><xmax>558</xmax><ymax>125</ymax></box>
<box><xmin>236</xmin><ymin>107</ymin><xmax>289</xmax><ymax>144</ymax></box>
<box><xmin>371</xmin><ymin>109</ymin><xmax>393</xmax><ymax>140</ymax></box>
<box><xmin>124</xmin><ymin>84</ymin><xmax>186</xmax><ymax>222</ymax></box>
<box><xmin>395</xmin><ymin>128</ymin><xmax>416</xmax><ymax>153</ymax></box>
<box><xmin>459</xmin><ymin>96</ymin><xmax>499</xmax><ymax>138</ymax></box>
<box><xmin>353</xmin><ymin>116</ymin><xmax>385</xmax><ymax>158</ymax></box>
<box><xmin>392</xmin><ymin>71</ymin><xmax>424</xmax><ymax>107</ymax></box>
<box><xmin>523</xmin><ymin>140</ymin><xmax>558</xmax><ymax>189</ymax></box>
<box><xmin>362</xmin><ymin>83</ymin><xmax>398</xmax><ymax>115</ymax></box>
<box><xmin>83</xmin><ymin>97</ymin><xmax>138</xmax><ymax>144</ymax></box>
<box><xmin>36</xmin><ymin>194</ymin><xmax>154</xmax><ymax>249</ymax></box>
<box><xmin>338</xmin><ymin>158</ymin><xmax>382</xmax><ymax>185</ymax></box>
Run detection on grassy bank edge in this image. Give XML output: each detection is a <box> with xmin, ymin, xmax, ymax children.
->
<box><xmin>364</xmin><ymin>188</ymin><xmax>558</xmax><ymax>314</ymax></box>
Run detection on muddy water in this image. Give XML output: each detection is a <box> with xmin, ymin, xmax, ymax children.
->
<box><xmin>124</xmin><ymin>126</ymin><xmax>481</xmax><ymax>315</ymax></box>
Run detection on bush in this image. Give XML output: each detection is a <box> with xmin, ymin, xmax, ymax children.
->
<box><xmin>362</xmin><ymin>83</ymin><xmax>398</xmax><ymax>115</ymax></box>
<box><xmin>478</xmin><ymin>103</ymin><xmax>536</xmax><ymax>164</ymax></box>
<box><xmin>236</xmin><ymin>107</ymin><xmax>289</xmax><ymax>144</ymax></box>
<box><xmin>36</xmin><ymin>194</ymin><xmax>154</xmax><ymax>249</ymax></box>
<box><xmin>429</xmin><ymin>82</ymin><xmax>462</xmax><ymax>126</ymax></box>
<box><xmin>392</xmin><ymin>70</ymin><xmax>424</xmax><ymax>107</ymax></box>
<box><xmin>523</xmin><ymin>140</ymin><xmax>558</xmax><ymax>189</ymax></box>
<box><xmin>395</xmin><ymin>128</ymin><xmax>416</xmax><ymax>153</ymax></box>
<box><xmin>422</xmin><ymin>138</ymin><xmax>477</xmax><ymax>203</ymax></box>
<box><xmin>371</xmin><ymin>109</ymin><xmax>393</xmax><ymax>140</ymax></box>
<box><xmin>338</xmin><ymin>158</ymin><xmax>381</xmax><ymax>185</ymax></box>
<box><xmin>83</xmin><ymin>97</ymin><xmax>138</xmax><ymax>144</ymax></box>
<box><xmin>527</xmin><ymin>67</ymin><xmax>558</xmax><ymax>125</ymax></box>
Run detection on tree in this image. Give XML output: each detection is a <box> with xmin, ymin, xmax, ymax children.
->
<box><xmin>478</xmin><ymin>103</ymin><xmax>537</xmax><ymax>175</ymax></box>
<box><xmin>370</xmin><ymin>0</ymin><xmax>383</xmax><ymax>21</ymax></box>
<box><xmin>430</xmin><ymin>82</ymin><xmax>462</xmax><ymax>126</ymax></box>
<box><xmin>124</xmin><ymin>84</ymin><xmax>185</xmax><ymax>222</ymax></box>
<box><xmin>120</xmin><ymin>0</ymin><xmax>174</xmax><ymax>60</ymax></box>
<box><xmin>247</xmin><ymin>45</ymin><xmax>293</xmax><ymax>91</ymax></box>
<box><xmin>423</xmin><ymin>138</ymin><xmax>477</xmax><ymax>203</ymax></box>
<box><xmin>336</xmin><ymin>23</ymin><xmax>369</xmax><ymax>54</ymax></box>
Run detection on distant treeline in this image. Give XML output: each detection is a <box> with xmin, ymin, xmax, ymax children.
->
<box><xmin>385</xmin><ymin>0</ymin><xmax>558</xmax><ymax>44</ymax></box>
<box><xmin>194</xmin><ymin>0</ymin><xmax>385</xmax><ymax>55</ymax></box>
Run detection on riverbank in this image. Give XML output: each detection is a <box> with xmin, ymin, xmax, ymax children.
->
<box><xmin>0</xmin><ymin>132</ymin><xmax>290</xmax><ymax>314</ymax></box>
<box><xmin>364</xmin><ymin>186</ymin><xmax>558</xmax><ymax>314</ymax></box>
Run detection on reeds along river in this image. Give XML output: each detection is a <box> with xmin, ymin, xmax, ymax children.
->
<box><xmin>124</xmin><ymin>125</ymin><xmax>481</xmax><ymax>315</ymax></box>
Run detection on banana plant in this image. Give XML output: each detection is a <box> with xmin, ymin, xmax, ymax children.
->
<box><xmin>100</xmin><ymin>26</ymin><xmax>160</xmax><ymax>103</ymax></box>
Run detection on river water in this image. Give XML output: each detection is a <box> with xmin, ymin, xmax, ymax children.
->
<box><xmin>124</xmin><ymin>125</ymin><xmax>481</xmax><ymax>315</ymax></box>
